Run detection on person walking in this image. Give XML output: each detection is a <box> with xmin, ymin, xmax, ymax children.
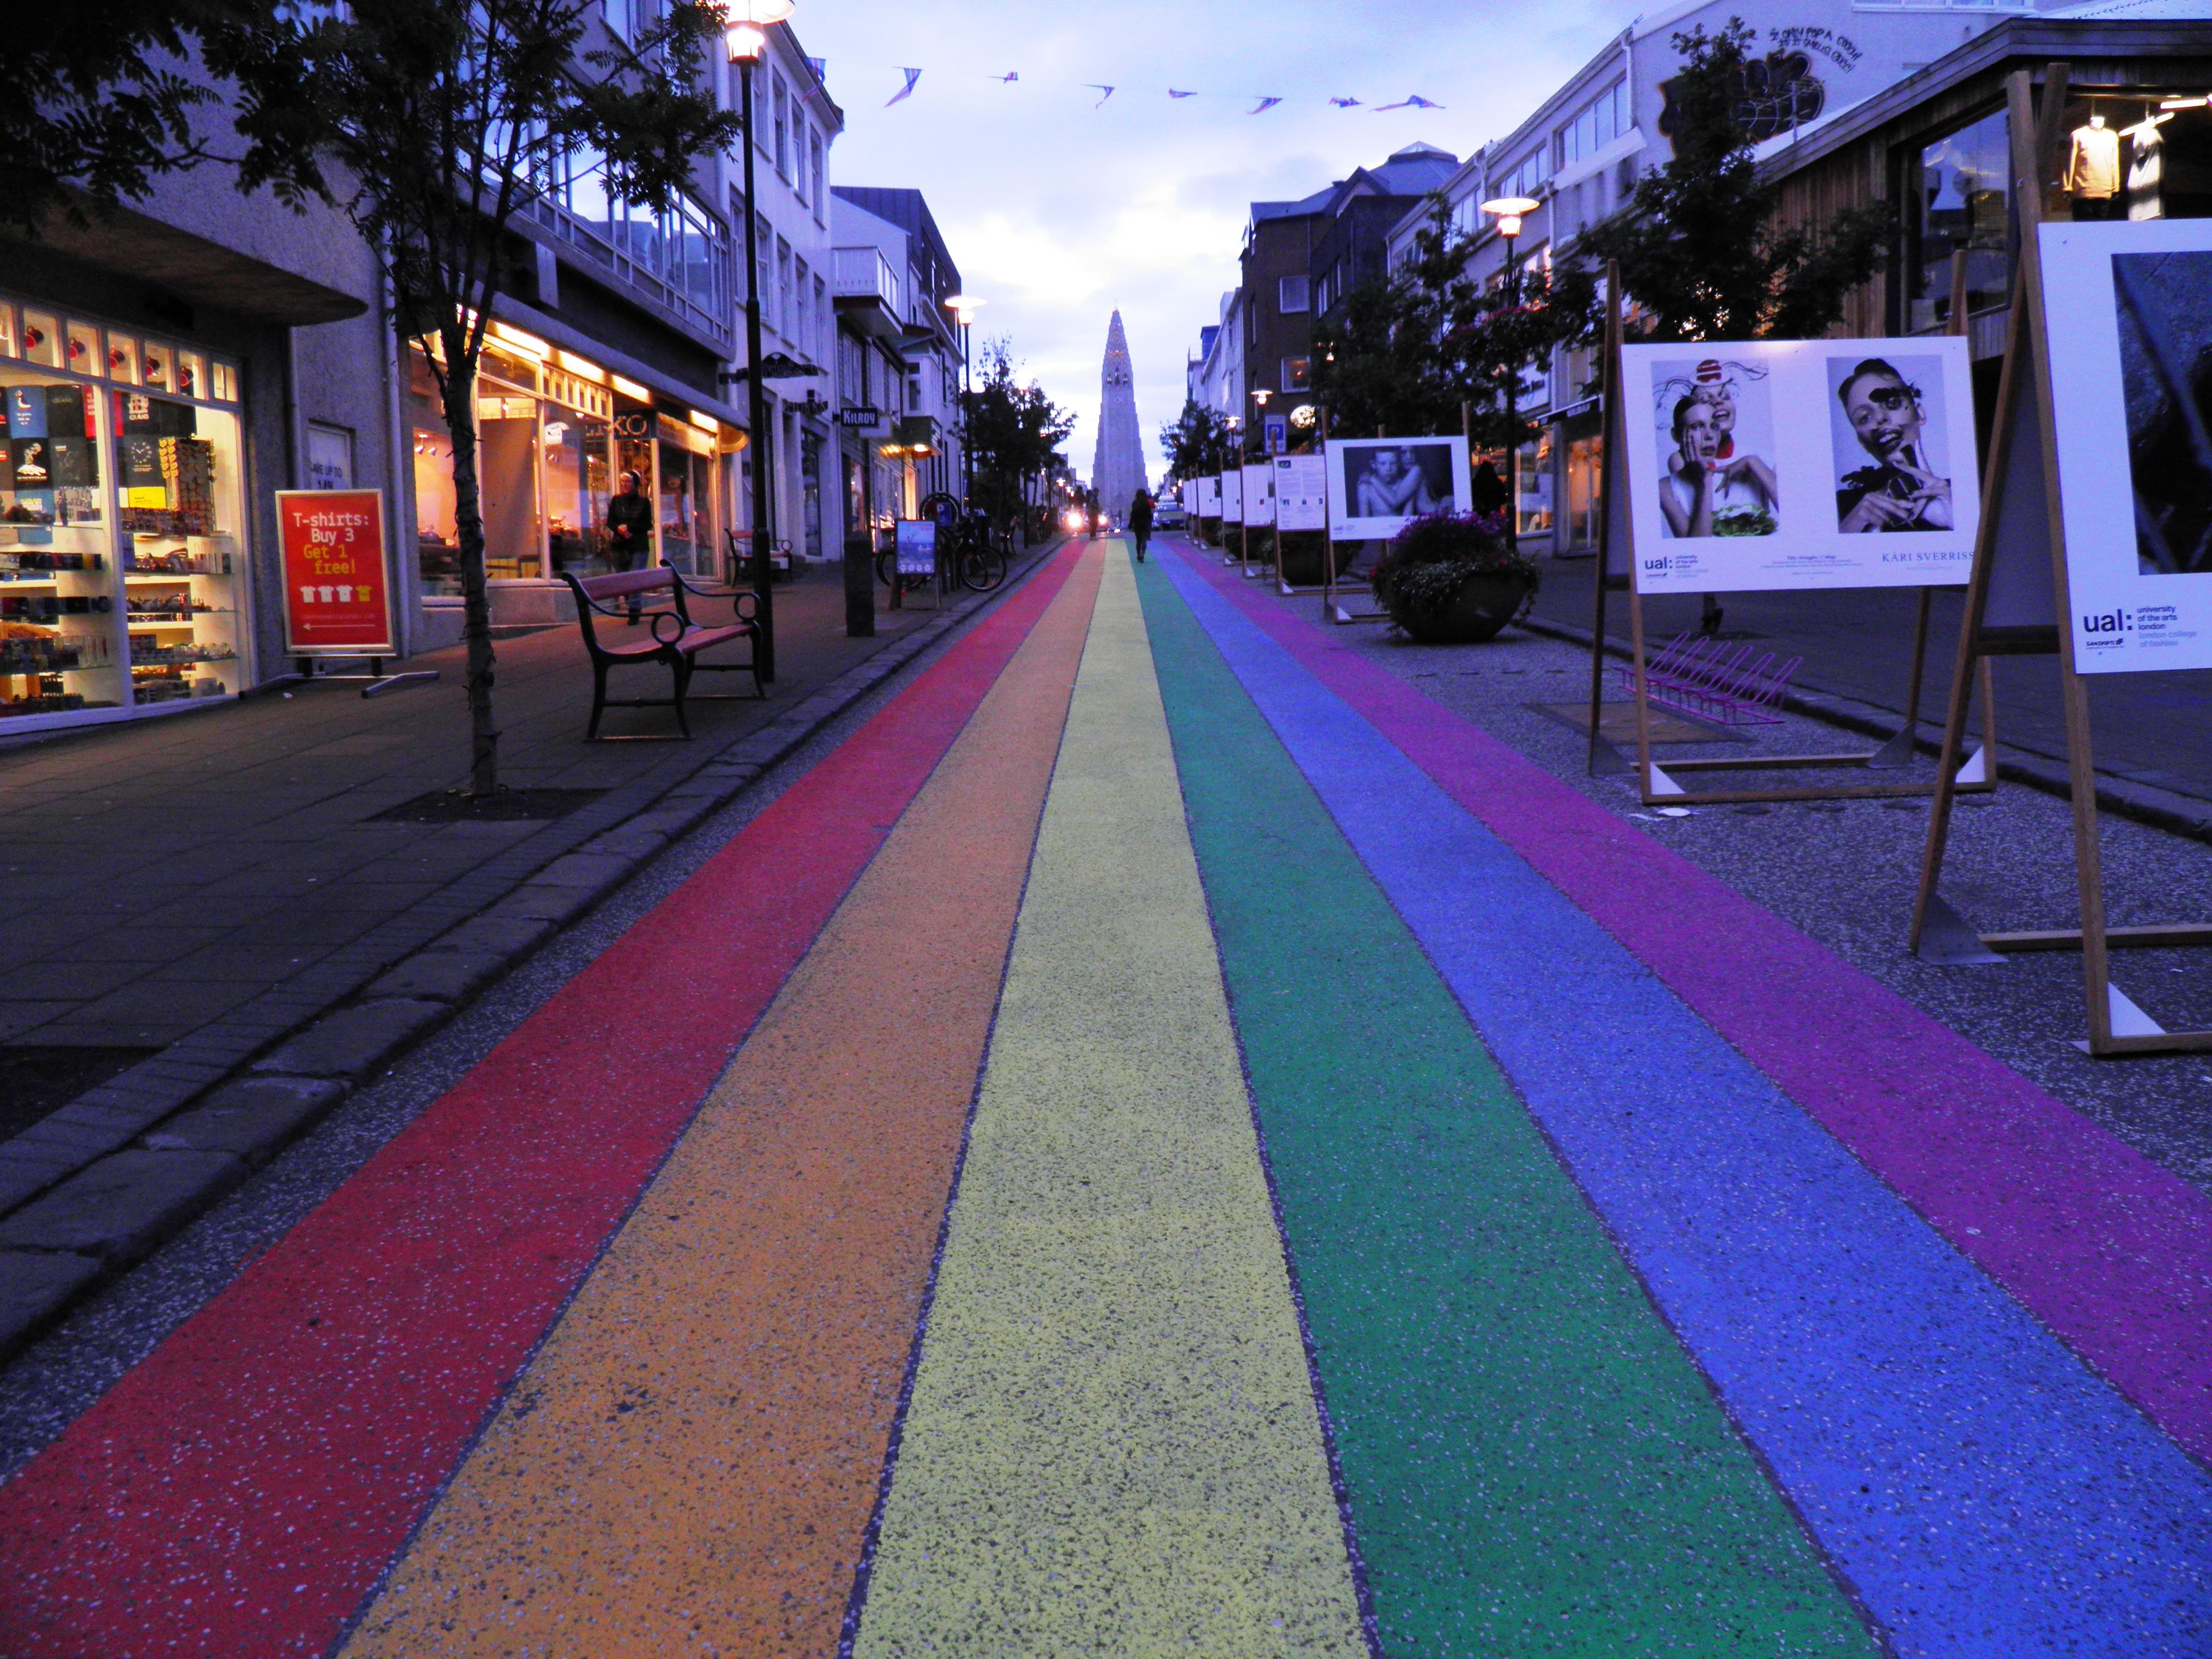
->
<box><xmin>1128</xmin><ymin>488</ymin><xmax>1154</xmax><ymax>563</ymax></box>
<box><xmin>605</xmin><ymin>469</ymin><xmax>653</xmax><ymax>623</ymax></box>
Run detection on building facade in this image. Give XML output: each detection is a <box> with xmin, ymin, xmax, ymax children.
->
<box><xmin>1385</xmin><ymin>0</ymin><xmax>2083</xmax><ymax>551</ymax></box>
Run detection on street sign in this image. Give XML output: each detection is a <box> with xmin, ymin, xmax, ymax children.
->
<box><xmin>838</xmin><ymin>406</ymin><xmax>883</xmax><ymax>428</ymax></box>
<box><xmin>1263</xmin><ymin>413</ymin><xmax>1288</xmax><ymax>456</ymax></box>
<box><xmin>276</xmin><ymin>489</ymin><xmax>394</xmax><ymax>655</ymax></box>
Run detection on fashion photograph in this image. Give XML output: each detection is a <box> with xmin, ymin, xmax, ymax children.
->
<box><xmin>1827</xmin><ymin>353</ymin><xmax>1955</xmax><ymax>534</ymax></box>
<box><xmin>1651</xmin><ymin>356</ymin><xmax>1778</xmax><ymax>538</ymax></box>
<box><xmin>1343</xmin><ymin>441</ymin><xmax>1453</xmax><ymax>519</ymax></box>
<box><xmin>2113</xmin><ymin>248</ymin><xmax>2212</xmax><ymax>574</ymax></box>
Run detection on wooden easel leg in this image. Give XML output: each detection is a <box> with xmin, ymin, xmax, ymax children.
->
<box><xmin>1631</xmin><ymin>584</ymin><xmax>1672</xmax><ymax>805</ymax></box>
<box><xmin>1871</xmin><ymin>588</ymin><xmax>1935</xmax><ymax>769</ymax></box>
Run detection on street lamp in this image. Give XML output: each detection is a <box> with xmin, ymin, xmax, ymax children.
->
<box><xmin>726</xmin><ymin>0</ymin><xmax>796</xmax><ymax>681</ymax></box>
<box><xmin>943</xmin><ymin>292</ymin><xmax>983</xmax><ymax>510</ymax></box>
<box><xmin>1481</xmin><ymin>193</ymin><xmax>1540</xmax><ymax>555</ymax></box>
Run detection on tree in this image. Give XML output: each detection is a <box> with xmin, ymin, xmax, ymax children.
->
<box><xmin>1569</xmin><ymin>20</ymin><xmax>1889</xmax><ymax>341</ymax></box>
<box><xmin>1158</xmin><ymin>399</ymin><xmax>1234</xmax><ymax>481</ymax></box>
<box><xmin>224</xmin><ymin>0</ymin><xmax>740</xmax><ymax>793</ymax></box>
<box><xmin>1314</xmin><ymin>197</ymin><xmax>1596</xmax><ymax>452</ymax></box>
<box><xmin>4</xmin><ymin>0</ymin><xmax>321</xmax><ymax>237</ymax></box>
<box><xmin>963</xmin><ymin>341</ymin><xmax>1075</xmax><ymax>532</ymax></box>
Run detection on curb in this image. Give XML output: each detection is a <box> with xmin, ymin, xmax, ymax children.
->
<box><xmin>0</xmin><ymin>545</ymin><xmax>1067</xmax><ymax>1360</ymax></box>
<box><xmin>1517</xmin><ymin>612</ymin><xmax>2212</xmax><ymax>845</ymax></box>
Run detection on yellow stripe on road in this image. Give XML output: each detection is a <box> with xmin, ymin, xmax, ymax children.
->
<box><xmin>852</xmin><ymin>548</ymin><xmax>1367</xmax><ymax>1657</ymax></box>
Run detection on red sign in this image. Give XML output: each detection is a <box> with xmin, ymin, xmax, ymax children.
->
<box><xmin>276</xmin><ymin>490</ymin><xmax>393</xmax><ymax>654</ymax></box>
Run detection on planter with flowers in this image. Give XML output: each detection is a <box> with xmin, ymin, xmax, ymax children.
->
<box><xmin>1369</xmin><ymin>511</ymin><xmax>1538</xmax><ymax>644</ymax></box>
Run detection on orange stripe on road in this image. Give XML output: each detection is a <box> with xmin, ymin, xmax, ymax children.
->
<box><xmin>335</xmin><ymin>547</ymin><xmax>1106</xmax><ymax>1659</ymax></box>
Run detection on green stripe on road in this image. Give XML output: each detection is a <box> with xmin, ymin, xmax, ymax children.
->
<box><xmin>852</xmin><ymin>550</ymin><xmax>1368</xmax><ymax>1657</ymax></box>
<box><xmin>1132</xmin><ymin>558</ymin><xmax>1878</xmax><ymax>1658</ymax></box>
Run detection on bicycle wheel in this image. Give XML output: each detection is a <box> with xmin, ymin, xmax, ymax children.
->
<box><xmin>875</xmin><ymin>548</ymin><xmax>895</xmax><ymax>588</ymax></box>
<box><xmin>964</xmin><ymin>548</ymin><xmax>1006</xmax><ymax>592</ymax></box>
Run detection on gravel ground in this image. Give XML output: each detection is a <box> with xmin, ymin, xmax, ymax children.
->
<box><xmin>1304</xmin><ymin>601</ymin><xmax>2212</xmax><ymax>1198</ymax></box>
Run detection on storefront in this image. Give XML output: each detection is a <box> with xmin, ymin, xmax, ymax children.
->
<box><xmin>0</xmin><ymin>292</ymin><xmax>253</xmax><ymax>730</ymax></box>
<box><xmin>408</xmin><ymin>321</ymin><xmax>736</xmax><ymax>612</ymax></box>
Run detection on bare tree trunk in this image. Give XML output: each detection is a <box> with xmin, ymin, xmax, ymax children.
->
<box><xmin>441</xmin><ymin>350</ymin><xmax>500</xmax><ymax>795</ymax></box>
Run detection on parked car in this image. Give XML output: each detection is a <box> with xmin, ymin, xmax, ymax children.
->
<box><xmin>1155</xmin><ymin>500</ymin><xmax>1187</xmax><ymax>529</ymax></box>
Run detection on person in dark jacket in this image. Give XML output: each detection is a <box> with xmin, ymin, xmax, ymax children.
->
<box><xmin>605</xmin><ymin>469</ymin><xmax>653</xmax><ymax>622</ymax></box>
<box><xmin>1128</xmin><ymin>489</ymin><xmax>1154</xmax><ymax>562</ymax></box>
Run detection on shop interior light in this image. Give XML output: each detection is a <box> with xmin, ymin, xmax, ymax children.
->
<box><xmin>689</xmin><ymin>410</ymin><xmax>720</xmax><ymax>433</ymax></box>
<box><xmin>552</xmin><ymin>349</ymin><xmax>606</xmax><ymax>381</ymax></box>
<box><xmin>2159</xmin><ymin>95</ymin><xmax>2208</xmax><ymax>109</ymax></box>
<box><xmin>610</xmin><ymin>374</ymin><xmax>650</xmax><ymax>402</ymax></box>
<box><xmin>489</xmin><ymin>321</ymin><xmax>549</xmax><ymax>359</ymax></box>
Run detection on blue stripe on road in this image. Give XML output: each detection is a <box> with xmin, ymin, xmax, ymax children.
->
<box><xmin>1154</xmin><ymin>555</ymin><xmax>2212</xmax><ymax>1659</ymax></box>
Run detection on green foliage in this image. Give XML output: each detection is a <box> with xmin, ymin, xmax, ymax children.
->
<box><xmin>1159</xmin><ymin>399</ymin><xmax>1235</xmax><ymax>479</ymax></box>
<box><xmin>964</xmin><ymin>340</ymin><xmax>1076</xmax><ymax>528</ymax></box>
<box><xmin>0</xmin><ymin>0</ymin><xmax>326</xmax><ymax>237</ymax></box>
<box><xmin>1315</xmin><ymin>197</ymin><xmax>1597</xmax><ymax>451</ymax></box>
<box><xmin>1569</xmin><ymin>20</ymin><xmax>1890</xmax><ymax>340</ymax></box>
<box><xmin>1370</xmin><ymin>511</ymin><xmax>1538</xmax><ymax>620</ymax></box>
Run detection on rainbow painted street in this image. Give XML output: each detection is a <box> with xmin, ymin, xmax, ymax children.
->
<box><xmin>4</xmin><ymin>540</ymin><xmax>2210</xmax><ymax>1658</ymax></box>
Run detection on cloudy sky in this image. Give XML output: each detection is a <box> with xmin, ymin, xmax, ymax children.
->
<box><xmin>799</xmin><ymin>0</ymin><xmax>1641</xmax><ymax>485</ymax></box>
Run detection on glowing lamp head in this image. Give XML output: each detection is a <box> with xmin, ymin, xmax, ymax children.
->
<box><xmin>944</xmin><ymin>292</ymin><xmax>985</xmax><ymax>326</ymax></box>
<box><xmin>1481</xmin><ymin>195</ymin><xmax>1541</xmax><ymax>238</ymax></box>
<box><xmin>720</xmin><ymin>0</ymin><xmax>790</xmax><ymax>62</ymax></box>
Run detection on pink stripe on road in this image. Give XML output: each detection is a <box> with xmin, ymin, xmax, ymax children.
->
<box><xmin>1172</xmin><ymin>539</ymin><xmax>2212</xmax><ymax>1467</ymax></box>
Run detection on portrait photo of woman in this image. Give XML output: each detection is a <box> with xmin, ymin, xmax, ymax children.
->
<box><xmin>1828</xmin><ymin>356</ymin><xmax>1954</xmax><ymax>533</ymax></box>
<box><xmin>1657</xmin><ymin>393</ymin><xmax>1779</xmax><ymax>538</ymax></box>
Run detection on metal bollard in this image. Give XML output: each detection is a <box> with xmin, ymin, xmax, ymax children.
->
<box><xmin>844</xmin><ymin>532</ymin><xmax>875</xmax><ymax>637</ymax></box>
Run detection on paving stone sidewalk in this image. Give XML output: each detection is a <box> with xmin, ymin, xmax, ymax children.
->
<box><xmin>0</xmin><ymin>547</ymin><xmax>1061</xmax><ymax>1353</ymax></box>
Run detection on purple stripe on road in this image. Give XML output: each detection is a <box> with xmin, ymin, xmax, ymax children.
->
<box><xmin>1170</xmin><ymin>538</ymin><xmax>2212</xmax><ymax>1468</ymax></box>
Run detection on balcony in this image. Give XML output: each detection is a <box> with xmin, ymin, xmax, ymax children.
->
<box><xmin>833</xmin><ymin>246</ymin><xmax>905</xmax><ymax>339</ymax></box>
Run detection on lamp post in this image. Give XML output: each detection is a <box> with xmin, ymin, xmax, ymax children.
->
<box><xmin>943</xmin><ymin>292</ymin><xmax>983</xmax><ymax>512</ymax></box>
<box><xmin>1480</xmin><ymin>194</ymin><xmax>1540</xmax><ymax>555</ymax></box>
<box><xmin>1244</xmin><ymin>388</ymin><xmax>1270</xmax><ymax>575</ymax></box>
<box><xmin>726</xmin><ymin>0</ymin><xmax>793</xmax><ymax>682</ymax></box>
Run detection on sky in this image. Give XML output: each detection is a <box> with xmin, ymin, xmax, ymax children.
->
<box><xmin>797</xmin><ymin>0</ymin><xmax>1643</xmax><ymax>487</ymax></box>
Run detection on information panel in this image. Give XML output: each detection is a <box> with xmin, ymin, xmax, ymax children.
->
<box><xmin>1274</xmin><ymin>454</ymin><xmax>1328</xmax><ymax>532</ymax></box>
<box><xmin>1240</xmin><ymin>463</ymin><xmax>1275</xmax><ymax>527</ymax></box>
<box><xmin>2041</xmin><ymin>219</ymin><xmax>2212</xmax><ymax>673</ymax></box>
<box><xmin>895</xmin><ymin>518</ymin><xmax>937</xmax><ymax>575</ymax></box>
<box><xmin>276</xmin><ymin>489</ymin><xmax>392</xmax><ymax>655</ymax></box>
<box><xmin>1219</xmin><ymin>469</ymin><xmax>1244</xmax><ymax>526</ymax></box>
<box><xmin>1619</xmin><ymin>337</ymin><xmax>1981</xmax><ymax>594</ymax></box>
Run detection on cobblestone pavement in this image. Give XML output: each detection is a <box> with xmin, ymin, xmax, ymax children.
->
<box><xmin>1</xmin><ymin>537</ymin><xmax>2207</xmax><ymax>1658</ymax></box>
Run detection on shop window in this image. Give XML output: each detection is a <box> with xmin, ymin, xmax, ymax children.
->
<box><xmin>1904</xmin><ymin>106</ymin><xmax>2011</xmax><ymax>334</ymax></box>
<box><xmin>307</xmin><ymin>424</ymin><xmax>354</xmax><ymax>490</ymax></box>
<box><xmin>141</xmin><ymin>339</ymin><xmax>171</xmax><ymax>391</ymax></box>
<box><xmin>64</xmin><ymin>322</ymin><xmax>100</xmax><ymax>377</ymax></box>
<box><xmin>23</xmin><ymin>312</ymin><xmax>61</xmax><ymax>370</ymax></box>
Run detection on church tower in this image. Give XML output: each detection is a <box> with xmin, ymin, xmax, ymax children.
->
<box><xmin>1090</xmin><ymin>311</ymin><xmax>1147</xmax><ymax>517</ymax></box>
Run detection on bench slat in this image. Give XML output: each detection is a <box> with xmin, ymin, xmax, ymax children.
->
<box><xmin>578</xmin><ymin>568</ymin><xmax>677</xmax><ymax>599</ymax></box>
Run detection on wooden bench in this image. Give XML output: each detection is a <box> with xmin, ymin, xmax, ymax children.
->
<box><xmin>560</xmin><ymin>565</ymin><xmax>761</xmax><ymax>739</ymax></box>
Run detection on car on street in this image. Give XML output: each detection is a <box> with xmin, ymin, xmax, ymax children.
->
<box><xmin>1156</xmin><ymin>500</ymin><xmax>1186</xmax><ymax>529</ymax></box>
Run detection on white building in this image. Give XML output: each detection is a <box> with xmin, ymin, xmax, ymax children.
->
<box><xmin>1386</xmin><ymin>0</ymin><xmax>2065</xmax><ymax>551</ymax></box>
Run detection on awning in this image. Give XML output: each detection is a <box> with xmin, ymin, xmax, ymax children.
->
<box><xmin>15</xmin><ymin>200</ymin><xmax>368</xmax><ymax>327</ymax></box>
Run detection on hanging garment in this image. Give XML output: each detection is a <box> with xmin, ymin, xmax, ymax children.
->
<box><xmin>2067</xmin><ymin>122</ymin><xmax>2122</xmax><ymax>199</ymax></box>
<box><xmin>2127</xmin><ymin>121</ymin><xmax>2166</xmax><ymax>220</ymax></box>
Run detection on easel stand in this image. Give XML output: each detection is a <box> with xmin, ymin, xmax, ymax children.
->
<box><xmin>1584</xmin><ymin>263</ymin><xmax>2000</xmax><ymax>807</ymax></box>
<box><xmin>1910</xmin><ymin>64</ymin><xmax>2212</xmax><ymax>1055</ymax></box>
<box><xmin>294</xmin><ymin>656</ymin><xmax>439</xmax><ymax>699</ymax></box>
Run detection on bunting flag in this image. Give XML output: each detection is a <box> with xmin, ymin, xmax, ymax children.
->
<box><xmin>867</xmin><ymin>64</ymin><xmax>1443</xmax><ymax>114</ymax></box>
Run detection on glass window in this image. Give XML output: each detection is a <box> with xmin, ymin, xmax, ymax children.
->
<box><xmin>23</xmin><ymin>312</ymin><xmax>61</xmax><ymax>369</ymax></box>
<box><xmin>1905</xmin><ymin>106</ymin><xmax>2010</xmax><ymax>334</ymax></box>
<box><xmin>811</xmin><ymin>134</ymin><xmax>825</xmax><ymax>223</ymax></box>
<box><xmin>773</xmin><ymin>76</ymin><xmax>790</xmax><ymax>177</ymax></box>
<box><xmin>141</xmin><ymin>339</ymin><xmax>172</xmax><ymax>391</ymax></box>
<box><xmin>1278</xmin><ymin>275</ymin><xmax>1310</xmax><ymax>313</ymax></box>
<box><xmin>0</xmin><ymin>305</ymin><xmax>15</xmax><ymax>359</ymax></box>
<box><xmin>65</xmin><ymin>321</ymin><xmax>100</xmax><ymax>378</ymax></box>
<box><xmin>107</xmin><ymin>334</ymin><xmax>140</xmax><ymax>385</ymax></box>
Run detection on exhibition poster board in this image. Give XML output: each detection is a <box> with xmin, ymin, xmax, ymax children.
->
<box><xmin>2040</xmin><ymin>218</ymin><xmax>2212</xmax><ymax>673</ymax></box>
<box><xmin>1219</xmin><ymin>468</ymin><xmax>1244</xmax><ymax>525</ymax></box>
<box><xmin>1196</xmin><ymin>476</ymin><xmax>1221</xmax><ymax>517</ymax></box>
<box><xmin>1240</xmin><ymin>463</ymin><xmax>1275</xmax><ymax>527</ymax></box>
<box><xmin>1274</xmin><ymin>455</ymin><xmax>1328</xmax><ymax>531</ymax></box>
<box><xmin>276</xmin><ymin>490</ymin><xmax>393</xmax><ymax>655</ymax></box>
<box><xmin>1324</xmin><ymin>435</ymin><xmax>1471</xmax><ymax>541</ymax></box>
<box><xmin>1619</xmin><ymin>338</ymin><xmax>1981</xmax><ymax>594</ymax></box>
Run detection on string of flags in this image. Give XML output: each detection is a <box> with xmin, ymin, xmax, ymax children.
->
<box><xmin>874</xmin><ymin>67</ymin><xmax>1444</xmax><ymax>115</ymax></box>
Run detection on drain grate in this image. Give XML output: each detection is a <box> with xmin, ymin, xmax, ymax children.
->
<box><xmin>0</xmin><ymin>1046</ymin><xmax>160</xmax><ymax>1142</ymax></box>
<box><xmin>372</xmin><ymin>787</ymin><xmax>609</xmax><ymax>825</ymax></box>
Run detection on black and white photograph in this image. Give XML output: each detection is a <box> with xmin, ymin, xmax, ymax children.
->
<box><xmin>1826</xmin><ymin>353</ymin><xmax>1955</xmax><ymax>533</ymax></box>
<box><xmin>2113</xmin><ymin>249</ymin><xmax>2212</xmax><ymax>574</ymax></box>
<box><xmin>1325</xmin><ymin>435</ymin><xmax>1471</xmax><ymax>540</ymax></box>
<box><xmin>1650</xmin><ymin>357</ymin><xmax>1779</xmax><ymax>539</ymax></box>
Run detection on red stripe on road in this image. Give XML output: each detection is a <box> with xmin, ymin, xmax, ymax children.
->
<box><xmin>0</xmin><ymin>545</ymin><xmax>1084</xmax><ymax>1659</ymax></box>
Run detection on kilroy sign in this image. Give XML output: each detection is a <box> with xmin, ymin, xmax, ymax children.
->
<box><xmin>838</xmin><ymin>405</ymin><xmax>883</xmax><ymax>429</ymax></box>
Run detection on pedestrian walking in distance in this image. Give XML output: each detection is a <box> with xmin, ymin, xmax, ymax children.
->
<box><xmin>1129</xmin><ymin>489</ymin><xmax>1154</xmax><ymax>563</ymax></box>
<box><xmin>606</xmin><ymin>469</ymin><xmax>653</xmax><ymax>622</ymax></box>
